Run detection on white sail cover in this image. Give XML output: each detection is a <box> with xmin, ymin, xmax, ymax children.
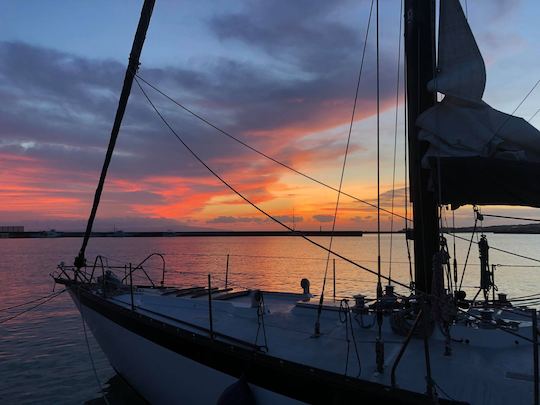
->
<box><xmin>419</xmin><ymin>97</ymin><xmax>540</xmax><ymax>164</ymax></box>
<box><xmin>419</xmin><ymin>0</ymin><xmax>540</xmax><ymax>170</ymax></box>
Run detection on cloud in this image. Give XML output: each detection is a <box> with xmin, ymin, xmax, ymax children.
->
<box><xmin>0</xmin><ymin>0</ymin><xmax>402</xmax><ymax>229</ymax></box>
<box><xmin>6</xmin><ymin>216</ymin><xmax>211</xmax><ymax>232</ymax></box>
<box><xmin>273</xmin><ymin>215</ymin><xmax>303</xmax><ymax>223</ymax></box>
<box><xmin>207</xmin><ymin>216</ymin><xmax>264</xmax><ymax>224</ymax></box>
<box><xmin>204</xmin><ymin>0</ymin><xmax>397</xmax><ymax>138</ymax></box>
<box><xmin>313</xmin><ymin>214</ymin><xmax>335</xmax><ymax>223</ymax></box>
<box><xmin>483</xmin><ymin>0</ymin><xmax>520</xmax><ymax>21</ymax></box>
<box><xmin>206</xmin><ymin>215</ymin><xmax>303</xmax><ymax>224</ymax></box>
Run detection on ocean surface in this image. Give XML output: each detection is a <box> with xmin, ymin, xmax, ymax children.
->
<box><xmin>1</xmin><ymin>234</ymin><xmax>539</xmax><ymax>404</ymax></box>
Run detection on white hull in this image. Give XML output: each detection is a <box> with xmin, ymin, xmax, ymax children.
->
<box><xmin>73</xmin><ymin>292</ymin><xmax>303</xmax><ymax>405</ymax></box>
<box><xmin>61</xmin><ymin>282</ymin><xmax>537</xmax><ymax>405</ymax></box>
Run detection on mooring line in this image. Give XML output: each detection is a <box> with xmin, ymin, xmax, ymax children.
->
<box><xmin>0</xmin><ymin>289</ymin><xmax>66</xmax><ymax>324</ymax></box>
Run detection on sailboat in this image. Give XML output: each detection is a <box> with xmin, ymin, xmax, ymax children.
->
<box><xmin>54</xmin><ymin>0</ymin><xmax>540</xmax><ymax>404</ymax></box>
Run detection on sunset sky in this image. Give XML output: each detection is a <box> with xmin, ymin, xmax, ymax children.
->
<box><xmin>1</xmin><ymin>0</ymin><xmax>540</xmax><ymax>231</ymax></box>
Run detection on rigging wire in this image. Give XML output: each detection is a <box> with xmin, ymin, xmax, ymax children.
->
<box><xmin>314</xmin><ymin>0</ymin><xmax>375</xmax><ymax>336</ymax></box>
<box><xmin>495</xmin><ymin>77</ymin><xmax>540</xmax><ymax>135</ymax></box>
<box><xmin>388</xmin><ymin>0</ymin><xmax>404</xmax><ymax>284</ymax></box>
<box><xmin>448</xmin><ymin>232</ymin><xmax>540</xmax><ymax>264</ymax></box>
<box><xmin>133</xmin><ymin>32</ymin><xmax>540</xmax><ymax>301</ymax></box>
<box><xmin>134</xmin><ymin>74</ymin><xmax>411</xmax><ymax>223</ymax></box>
<box><xmin>134</xmin><ymin>77</ymin><xmax>411</xmax><ymax>290</ymax></box>
<box><xmin>481</xmin><ymin>213</ymin><xmax>540</xmax><ymax>223</ymax></box>
<box><xmin>529</xmin><ymin>108</ymin><xmax>540</xmax><ymax>122</ymax></box>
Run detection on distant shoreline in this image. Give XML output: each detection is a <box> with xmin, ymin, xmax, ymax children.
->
<box><xmin>3</xmin><ymin>222</ymin><xmax>540</xmax><ymax>238</ymax></box>
<box><xmin>0</xmin><ymin>230</ymin><xmax>364</xmax><ymax>239</ymax></box>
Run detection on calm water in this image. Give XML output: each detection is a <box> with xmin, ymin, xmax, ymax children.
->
<box><xmin>1</xmin><ymin>234</ymin><xmax>539</xmax><ymax>403</ymax></box>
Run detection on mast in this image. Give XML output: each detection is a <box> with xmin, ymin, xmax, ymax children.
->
<box><xmin>75</xmin><ymin>0</ymin><xmax>156</xmax><ymax>269</ymax></box>
<box><xmin>404</xmin><ymin>0</ymin><xmax>438</xmax><ymax>294</ymax></box>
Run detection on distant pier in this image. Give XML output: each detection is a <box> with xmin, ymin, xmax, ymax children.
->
<box><xmin>0</xmin><ymin>230</ymin><xmax>364</xmax><ymax>238</ymax></box>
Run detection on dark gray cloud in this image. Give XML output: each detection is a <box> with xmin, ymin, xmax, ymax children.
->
<box><xmin>313</xmin><ymin>214</ymin><xmax>335</xmax><ymax>223</ymax></box>
<box><xmin>0</xmin><ymin>39</ymin><xmax>374</xmax><ymax>179</ymax></box>
<box><xmin>206</xmin><ymin>215</ymin><xmax>303</xmax><ymax>224</ymax></box>
<box><xmin>273</xmin><ymin>215</ymin><xmax>303</xmax><ymax>223</ymax></box>
<box><xmin>207</xmin><ymin>216</ymin><xmax>263</xmax><ymax>224</ymax></box>
<box><xmin>205</xmin><ymin>0</ymin><xmax>396</xmax><ymax>134</ymax></box>
<box><xmin>484</xmin><ymin>0</ymin><xmax>520</xmax><ymax>20</ymax></box>
<box><xmin>11</xmin><ymin>216</ymin><xmax>211</xmax><ymax>232</ymax></box>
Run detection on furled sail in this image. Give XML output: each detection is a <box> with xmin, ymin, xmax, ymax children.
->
<box><xmin>427</xmin><ymin>0</ymin><xmax>486</xmax><ymax>101</ymax></box>
<box><xmin>417</xmin><ymin>0</ymin><xmax>540</xmax><ymax>207</ymax></box>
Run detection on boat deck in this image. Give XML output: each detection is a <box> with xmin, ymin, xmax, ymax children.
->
<box><xmin>105</xmin><ymin>284</ymin><xmax>536</xmax><ymax>404</ymax></box>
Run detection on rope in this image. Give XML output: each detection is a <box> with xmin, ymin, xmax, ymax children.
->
<box><xmin>314</xmin><ymin>0</ymin><xmax>375</xmax><ymax>336</ymax></box>
<box><xmin>0</xmin><ymin>289</ymin><xmax>66</xmax><ymax>324</ymax></box>
<box><xmin>77</xmin><ymin>287</ymin><xmax>110</xmax><ymax>405</ymax></box>
<box><xmin>134</xmin><ymin>74</ymin><xmax>411</xmax><ymax>223</ymax></box>
<box><xmin>0</xmin><ymin>291</ymin><xmax>62</xmax><ymax>313</ymax></box>
<box><xmin>388</xmin><ymin>0</ymin><xmax>404</xmax><ymax>284</ymax></box>
<box><xmin>403</xmin><ymin>43</ymin><xmax>413</xmax><ymax>287</ymax></box>
<box><xmin>134</xmin><ymin>77</ymin><xmax>411</xmax><ymax>290</ymax></box>
<box><xmin>375</xmin><ymin>0</ymin><xmax>383</xmax><ymax>343</ymax></box>
<box><xmin>452</xmin><ymin>210</ymin><xmax>458</xmax><ymax>288</ymax></box>
<box><xmin>458</xmin><ymin>215</ymin><xmax>478</xmax><ymax>291</ymax></box>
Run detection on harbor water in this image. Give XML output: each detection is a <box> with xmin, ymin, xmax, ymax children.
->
<box><xmin>1</xmin><ymin>234</ymin><xmax>539</xmax><ymax>403</ymax></box>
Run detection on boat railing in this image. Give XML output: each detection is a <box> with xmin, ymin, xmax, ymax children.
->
<box><xmin>119</xmin><ymin>252</ymin><xmax>166</xmax><ymax>288</ymax></box>
<box><xmin>89</xmin><ymin>255</ymin><xmax>107</xmax><ymax>285</ymax></box>
<box><xmin>56</xmin><ymin>253</ymin><xmax>166</xmax><ymax>295</ymax></box>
